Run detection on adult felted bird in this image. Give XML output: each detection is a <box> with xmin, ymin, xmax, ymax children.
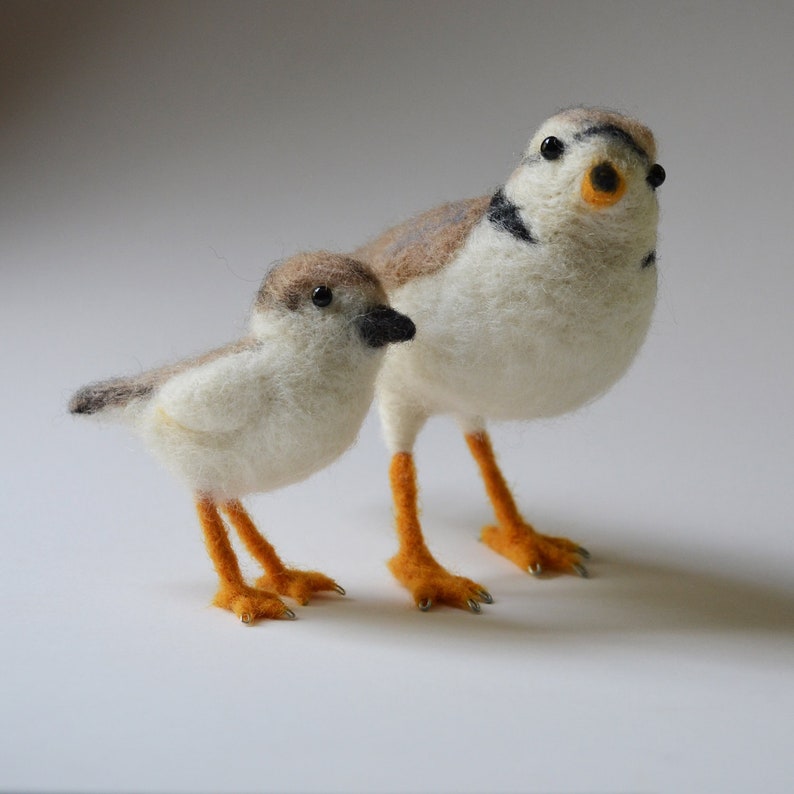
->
<box><xmin>354</xmin><ymin>107</ymin><xmax>665</xmax><ymax>612</ymax></box>
<box><xmin>69</xmin><ymin>252</ymin><xmax>416</xmax><ymax>623</ymax></box>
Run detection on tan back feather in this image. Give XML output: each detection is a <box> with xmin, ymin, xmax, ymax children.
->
<box><xmin>354</xmin><ymin>196</ymin><xmax>490</xmax><ymax>290</ymax></box>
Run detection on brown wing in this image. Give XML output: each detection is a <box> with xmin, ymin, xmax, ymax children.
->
<box><xmin>354</xmin><ymin>195</ymin><xmax>490</xmax><ymax>291</ymax></box>
<box><xmin>68</xmin><ymin>337</ymin><xmax>257</xmax><ymax>415</ymax></box>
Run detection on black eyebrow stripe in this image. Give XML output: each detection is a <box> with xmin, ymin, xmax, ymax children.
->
<box><xmin>574</xmin><ymin>124</ymin><xmax>649</xmax><ymax>161</ymax></box>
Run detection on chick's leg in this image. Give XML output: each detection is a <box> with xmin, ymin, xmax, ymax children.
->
<box><xmin>221</xmin><ymin>499</ymin><xmax>344</xmax><ymax>605</ymax></box>
<box><xmin>464</xmin><ymin>431</ymin><xmax>589</xmax><ymax>577</ymax></box>
<box><xmin>195</xmin><ymin>496</ymin><xmax>292</xmax><ymax>623</ymax></box>
<box><xmin>388</xmin><ymin>452</ymin><xmax>491</xmax><ymax>612</ymax></box>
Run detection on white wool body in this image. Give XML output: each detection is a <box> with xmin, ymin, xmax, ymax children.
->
<box><xmin>69</xmin><ymin>253</ymin><xmax>415</xmax><ymax>503</ymax></box>
<box><xmin>132</xmin><ymin>311</ymin><xmax>383</xmax><ymax>501</ymax></box>
<box><xmin>377</xmin><ymin>118</ymin><xmax>659</xmax><ymax>453</ymax></box>
<box><xmin>68</xmin><ymin>252</ymin><xmax>419</xmax><ymax>623</ymax></box>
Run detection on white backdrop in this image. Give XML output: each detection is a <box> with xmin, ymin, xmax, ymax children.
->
<box><xmin>2</xmin><ymin>2</ymin><xmax>793</xmax><ymax>792</ymax></box>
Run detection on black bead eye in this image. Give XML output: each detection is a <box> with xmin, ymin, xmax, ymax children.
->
<box><xmin>312</xmin><ymin>285</ymin><xmax>333</xmax><ymax>308</ymax></box>
<box><xmin>647</xmin><ymin>163</ymin><xmax>666</xmax><ymax>189</ymax></box>
<box><xmin>540</xmin><ymin>136</ymin><xmax>565</xmax><ymax>160</ymax></box>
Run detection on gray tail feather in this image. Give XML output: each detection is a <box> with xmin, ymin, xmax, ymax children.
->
<box><xmin>68</xmin><ymin>378</ymin><xmax>154</xmax><ymax>415</ymax></box>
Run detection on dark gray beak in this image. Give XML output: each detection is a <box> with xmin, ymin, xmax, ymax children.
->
<box><xmin>357</xmin><ymin>306</ymin><xmax>416</xmax><ymax>348</ymax></box>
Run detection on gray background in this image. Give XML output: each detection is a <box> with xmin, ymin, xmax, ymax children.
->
<box><xmin>2</xmin><ymin>2</ymin><xmax>793</xmax><ymax>792</ymax></box>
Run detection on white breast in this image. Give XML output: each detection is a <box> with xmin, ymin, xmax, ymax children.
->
<box><xmin>138</xmin><ymin>336</ymin><xmax>380</xmax><ymax>500</ymax></box>
<box><xmin>379</xmin><ymin>218</ymin><xmax>657</xmax><ymax>422</ymax></box>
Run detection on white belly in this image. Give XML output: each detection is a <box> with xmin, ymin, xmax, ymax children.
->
<box><xmin>140</xmin><ymin>353</ymin><xmax>379</xmax><ymax>500</ymax></box>
<box><xmin>379</xmin><ymin>221</ymin><xmax>657</xmax><ymax>423</ymax></box>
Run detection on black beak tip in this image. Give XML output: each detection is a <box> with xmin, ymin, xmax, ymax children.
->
<box><xmin>393</xmin><ymin>313</ymin><xmax>416</xmax><ymax>343</ymax></box>
<box><xmin>358</xmin><ymin>307</ymin><xmax>416</xmax><ymax>348</ymax></box>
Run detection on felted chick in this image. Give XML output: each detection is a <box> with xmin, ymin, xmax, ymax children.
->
<box><xmin>354</xmin><ymin>107</ymin><xmax>665</xmax><ymax>612</ymax></box>
<box><xmin>69</xmin><ymin>252</ymin><xmax>415</xmax><ymax>623</ymax></box>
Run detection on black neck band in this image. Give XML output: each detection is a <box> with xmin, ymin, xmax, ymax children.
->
<box><xmin>487</xmin><ymin>188</ymin><xmax>535</xmax><ymax>244</ymax></box>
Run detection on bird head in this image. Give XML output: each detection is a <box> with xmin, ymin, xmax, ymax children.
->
<box><xmin>505</xmin><ymin>108</ymin><xmax>664</xmax><ymax>259</ymax></box>
<box><xmin>251</xmin><ymin>252</ymin><xmax>415</xmax><ymax>351</ymax></box>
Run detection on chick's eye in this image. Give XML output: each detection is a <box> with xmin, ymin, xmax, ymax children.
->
<box><xmin>540</xmin><ymin>136</ymin><xmax>565</xmax><ymax>160</ymax></box>
<box><xmin>647</xmin><ymin>163</ymin><xmax>666</xmax><ymax>189</ymax></box>
<box><xmin>312</xmin><ymin>285</ymin><xmax>333</xmax><ymax>308</ymax></box>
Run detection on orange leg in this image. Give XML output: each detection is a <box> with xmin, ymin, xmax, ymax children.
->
<box><xmin>387</xmin><ymin>452</ymin><xmax>491</xmax><ymax>612</ymax></box>
<box><xmin>195</xmin><ymin>496</ymin><xmax>293</xmax><ymax>623</ymax></box>
<box><xmin>220</xmin><ymin>499</ymin><xmax>344</xmax><ymax>605</ymax></box>
<box><xmin>464</xmin><ymin>431</ymin><xmax>589</xmax><ymax>577</ymax></box>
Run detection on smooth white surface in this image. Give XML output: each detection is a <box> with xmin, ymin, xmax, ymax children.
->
<box><xmin>2</xmin><ymin>2</ymin><xmax>793</xmax><ymax>793</ymax></box>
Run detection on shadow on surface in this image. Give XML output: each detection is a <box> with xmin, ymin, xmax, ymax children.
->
<box><xmin>162</xmin><ymin>501</ymin><xmax>794</xmax><ymax>644</ymax></box>
<box><xmin>282</xmin><ymin>537</ymin><xmax>794</xmax><ymax>646</ymax></box>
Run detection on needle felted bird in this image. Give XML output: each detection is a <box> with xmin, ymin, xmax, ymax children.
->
<box><xmin>69</xmin><ymin>252</ymin><xmax>415</xmax><ymax>623</ymax></box>
<box><xmin>354</xmin><ymin>107</ymin><xmax>665</xmax><ymax>612</ymax></box>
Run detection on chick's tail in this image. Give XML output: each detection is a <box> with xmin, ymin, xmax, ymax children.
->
<box><xmin>68</xmin><ymin>376</ymin><xmax>154</xmax><ymax>416</ymax></box>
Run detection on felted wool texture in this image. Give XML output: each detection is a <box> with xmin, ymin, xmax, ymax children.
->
<box><xmin>464</xmin><ymin>431</ymin><xmax>585</xmax><ymax>574</ymax></box>
<box><xmin>387</xmin><ymin>451</ymin><xmax>488</xmax><ymax>611</ymax></box>
<box><xmin>362</xmin><ymin>108</ymin><xmax>662</xmax><ymax>454</ymax></box>
<box><xmin>70</xmin><ymin>252</ymin><xmax>400</xmax><ymax>500</ymax></box>
<box><xmin>354</xmin><ymin>196</ymin><xmax>490</xmax><ymax>291</ymax></box>
<box><xmin>353</xmin><ymin>107</ymin><xmax>662</xmax><ymax>603</ymax></box>
<box><xmin>195</xmin><ymin>496</ymin><xmax>291</xmax><ymax>622</ymax></box>
<box><xmin>70</xmin><ymin>251</ymin><xmax>417</xmax><ymax>622</ymax></box>
<box><xmin>221</xmin><ymin>499</ymin><xmax>341</xmax><ymax>604</ymax></box>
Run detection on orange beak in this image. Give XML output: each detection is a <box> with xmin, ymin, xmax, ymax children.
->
<box><xmin>581</xmin><ymin>162</ymin><xmax>626</xmax><ymax>208</ymax></box>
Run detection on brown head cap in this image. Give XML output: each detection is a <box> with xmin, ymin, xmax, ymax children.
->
<box><xmin>255</xmin><ymin>251</ymin><xmax>386</xmax><ymax>311</ymax></box>
<box><xmin>545</xmin><ymin>107</ymin><xmax>657</xmax><ymax>163</ymax></box>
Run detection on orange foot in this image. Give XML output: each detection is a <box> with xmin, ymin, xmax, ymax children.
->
<box><xmin>213</xmin><ymin>581</ymin><xmax>295</xmax><ymax>624</ymax></box>
<box><xmin>389</xmin><ymin>547</ymin><xmax>492</xmax><ymax>613</ymax></box>
<box><xmin>481</xmin><ymin>524</ymin><xmax>590</xmax><ymax>577</ymax></box>
<box><xmin>256</xmin><ymin>569</ymin><xmax>345</xmax><ymax>606</ymax></box>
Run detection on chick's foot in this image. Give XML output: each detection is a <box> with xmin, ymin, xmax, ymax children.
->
<box><xmin>256</xmin><ymin>569</ymin><xmax>345</xmax><ymax>605</ymax></box>
<box><xmin>388</xmin><ymin>548</ymin><xmax>491</xmax><ymax>613</ymax></box>
<box><xmin>481</xmin><ymin>523</ymin><xmax>589</xmax><ymax>577</ymax></box>
<box><xmin>213</xmin><ymin>582</ymin><xmax>294</xmax><ymax>624</ymax></box>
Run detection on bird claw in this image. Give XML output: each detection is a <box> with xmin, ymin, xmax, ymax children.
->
<box><xmin>483</xmin><ymin>523</ymin><xmax>590</xmax><ymax>578</ymax></box>
<box><xmin>419</xmin><ymin>594</ymin><xmax>488</xmax><ymax>613</ymax></box>
<box><xmin>572</xmin><ymin>563</ymin><xmax>589</xmax><ymax>579</ymax></box>
<box><xmin>390</xmin><ymin>549</ymin><xmax>490</xmax><ymax>614</ymax></box>
<box><xmin>214</xmin><ymin>582</ymin><xmax>291</xmax><ymax>624</ymax></box>
<box><xmin>256</xmin><ymin>568</ymin><xmax>343</xmax><ymax>605</ymax></box>
<box><xmin>238</xmin><ymin>604</ymin><xmax>303</xmax><ymax>622</ymax></box>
